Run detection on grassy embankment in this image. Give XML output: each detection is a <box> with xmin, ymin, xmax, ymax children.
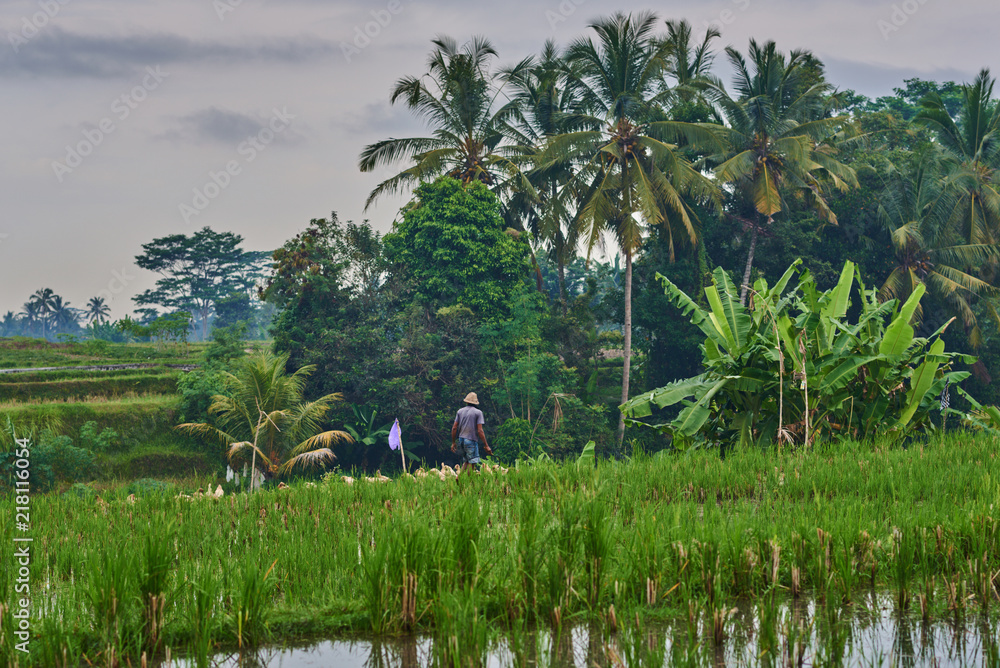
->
<box><xmin>2</xmin><ymin>434</ymin><xmax>999</xmax><ymax>666</ymax></box>
<box><xmin>0</xmin><ymin>338</ymin><xmax>216</xmax><ymax>483</ymax></box>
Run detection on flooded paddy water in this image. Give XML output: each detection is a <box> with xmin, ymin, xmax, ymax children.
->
<box><xmin>174</xmin><ymin>592</ymin><xmax>1000</xmax><ymax>667</ymax></box>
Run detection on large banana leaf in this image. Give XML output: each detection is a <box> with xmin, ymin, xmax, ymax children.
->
<box><xmin>898</xmin><ymin>338</ymin><xmax>945</xmax><ymax>428</ymax></box>
<box><xmin>879</xmin><ymin>284</ymin><xmax>926</xmax><ymax>357</ymax></box>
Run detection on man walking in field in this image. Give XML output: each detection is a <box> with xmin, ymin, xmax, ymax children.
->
<box><xmin>451</xmin><ymin>392</ymin><xmax>492</xmax><ymax>475</ymax></box>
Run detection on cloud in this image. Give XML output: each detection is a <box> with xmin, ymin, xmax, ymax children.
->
<box><xmin>159</xmin><ymin>107</ymin><xmax>304</xmax><ymax>145</ymax></box>
<box><xmin>0</xmin><ymin>27</ymin><xmax>337</xmax><ymax>78</ymax></box>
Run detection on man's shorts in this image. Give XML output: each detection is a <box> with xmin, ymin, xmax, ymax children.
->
<box><xmin>457</xmin><ymin>437</ymin><xmax>481</xmax><ymax>465</ymax></box>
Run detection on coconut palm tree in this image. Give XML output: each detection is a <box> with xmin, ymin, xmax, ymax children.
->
<box><xmin>86</xmin><ymin>297</ymin><xmax>111</xmax><ymax>324</ymax></box>
<box><xmin>704</xmin><ymin>40</ymin><xmax>858</xmax><ymax>303</ymax></box>
<box><xmin>358</xmin><ymin>36</ymin><xmax>532</xmax><ymax>210</ymax></box>
<box><xmin>503</xmin><ymin>41</ymin><xmax>587</xmax><ymax>314</ymax></box>
<box><xmin>913</xmin><ymin>69</ymin><xmax>1000</xmax><ymax>247</ymax></box>
<box><xmin>878</xmin><ymin>150</ymin><xmax>1000</xmax><ymax>347</ymax></box>
<box><xmin>29</xmin><ymin>288</ymin><xmax>55</xmax><ymax>339</ymax></box>
<box><xmin>661</xmin><ymin>19</ymin><xmax>720</xmax><ymax>112</ymax></box>
<box><xmin>176</xmin><ymin>351</ymin><xmax>353</xmax><ymax>479</ymax></box>
<box><xmin>49</xmin><ymin>296</ymin><xmax>79</xmax><ymax>333</ymax></box>
<box><xmin>18</xmin><ymin>302</ymin><xmax>40</xmax><ymax>336</ymax></box>
<box><xmin>540</xmin><ymin>12</ymin><xmax>722</xmax><ymax>441</ymax></box>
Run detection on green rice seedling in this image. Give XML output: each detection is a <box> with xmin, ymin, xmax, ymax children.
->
<box><xmin>812</xmin><ymin>529</ymin><xmax>833</xmax><ymax>603</ymax></box>
<box><xmin>582</xmin><ymin>494</ymin><xmax>612</xmax><ymax>610</ymax></box>
<box><xmin>85</xmin><ymin>545</ymin><xmax>139</xmax><ymax>663</ymax></box>
<box><xmin>832</xmin><ymin>534</ymin><xmax>856</xmax><ymax>605</ymax></box>
<box><xmin>431</xmin><ymin>588</ymin><xmax>491</xmax><ymax>668</ymax></box>
<box><xmin>232</xmin><ymin>557</ymin><xmax>277</xmax><ymax>648</ymax></box>
<box><xmin>361</xmin><ymin>532</ymin><xmax>393</xmax><ymax>633</ymax></box>
<box><xmin>618</xmin><ymin>617</ymin><xmax>666</xmax><ymax>668</ymax></box>
<box><xmin>515</xmin><ymin>492</ymin><xmax>544</xmax><ymax>620</ymax></box>
<box><xmin>892</xmin><ymin>527</ymin><xmax>916</xmax><ymax>611</ymax></box>
<box><xmin>543</xmin><ymin>493</ymin><xmax>582</xmax><ymax>625</ymax></box>
<box><xmin>138</xmin><ymin>520</ymin><xmax>175</xmax><ymax>653</ymax></box>
<box><xmin>27</xmin><ymin>610</ymin><xmax>84</xmax><ymax>668</ymax></box>
<box><xmin>756</xmin><ymin>589</ymin><xmax>779</xmax><ymax>668</ymax></box>
<box><xmin>189</xmin><ymin>568</ymin><xmax>220</xmax><ymax>668</ymax></box>
<box><xmin>448</xmin><ymin>497</ymin><xmax>484</xmax><ymax>592</ymax></box>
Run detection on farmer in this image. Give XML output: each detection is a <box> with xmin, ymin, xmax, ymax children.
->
<box><xmin>451</xmin><ymin>392</ymin><xmax>492</xmax><ymax>475</ymax></box>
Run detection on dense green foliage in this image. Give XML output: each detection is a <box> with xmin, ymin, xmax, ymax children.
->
<box><xmin>384</xmin><ymin>178</ymin><xmax>532</xmax><ymax>322</ymax></box>
<box><xmin>624</xmin><ymin>261</ymin><xmax>971</xmax><ymax>447</ymax></box>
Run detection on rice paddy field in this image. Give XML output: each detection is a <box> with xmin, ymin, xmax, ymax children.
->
<box><xmin>0</xmin><ymin>338</ymin><xmax>221</xmax><ymax>485</ymax></box>
<box><xmin>3</xmin><ymin>433</ymin><xmax>1000</xmax><ymax>667</ymax></box>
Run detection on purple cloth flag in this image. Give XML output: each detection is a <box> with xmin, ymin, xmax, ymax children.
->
<box><xmin>388</xmin><ymin>419</ymin><xmax>401</xmax><ymax>451</ymax></box>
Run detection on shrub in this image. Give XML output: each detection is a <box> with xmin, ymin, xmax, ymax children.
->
<box><xmin>493</xmin><ymin>418</ymin><xmax>533</xmax><ymax>465</ymax></box>
<box><xmin>79</xmin><ymin>421</ymin><xmax>122</xmax><ymax>453</ymax></box>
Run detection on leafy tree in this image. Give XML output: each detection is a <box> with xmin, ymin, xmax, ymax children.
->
<box><xmin>383</xmin><ymin>177</ymin><xmax>532</xmax><ymax>322</ymax></box>
<box><xmin>176</xmin><ymin>351</ymin><xmax>353</xmax><ymax>479</ymax></box>
<box><xmin>705</xmin><ymin>39</ymin><xmax>858</xmax><ymax>303</ymax></box>
<box><xmin>844</xmin><ymin>78</ymin><xmax>964</xmax><ymax>121</ymax></box>
<box><xmin>134</xmin><ymin>227</ymin><xmax>269</xmax><ymax>341</ymax></box>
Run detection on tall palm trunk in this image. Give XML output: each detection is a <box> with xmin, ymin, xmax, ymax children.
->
<box><xmin>739</xmin><ymin>222</ymin><xmax>761</xmax><ymax>306</ymax></box>
<box><xmin>617</xmin><ymin>248</ymin><xmax>633</xmax><ymax>446</ymax></box>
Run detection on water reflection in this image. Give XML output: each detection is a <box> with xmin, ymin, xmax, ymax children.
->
<box><xmin>172</xmin><ymin>593</ymin><xmax>999</xmax><ymax>667</ymax></box>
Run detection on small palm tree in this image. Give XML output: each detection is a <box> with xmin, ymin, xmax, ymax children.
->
<box><xmin>177</xmin><ymin>351</ymin><xmax>353</xmax><ymax>479</ymax></box>
<box><xmin>86</xmin><ymin>297</ymin><xmax>111</xmax><ymax>324</ymax></box>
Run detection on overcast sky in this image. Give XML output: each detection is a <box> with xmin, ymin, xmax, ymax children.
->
<box><xmin>2</xmin><ymin>0</ymin><xmax>996</xmax><ymax>318</ymax></box>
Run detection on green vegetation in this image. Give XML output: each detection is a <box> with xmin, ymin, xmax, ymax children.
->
<box><xmin>177</xmin><ymin>351</ymin><xmax>353</xmax><ymax>480</ymax></box>
<box><xmin>3</xmin><ymin>436</ymin><xmax>1000</xmax><ymax>666</ymax></box>
<box><xmin>624</xmin><ymin>260</ymin><xmax>971</xmax><ymax>447</ymax></box>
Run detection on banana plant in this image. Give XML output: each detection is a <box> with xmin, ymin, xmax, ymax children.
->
<box><xmin>622</xmin><ymin>260</ymin><xmax>973</xmax><ymax>448</ymax></box>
